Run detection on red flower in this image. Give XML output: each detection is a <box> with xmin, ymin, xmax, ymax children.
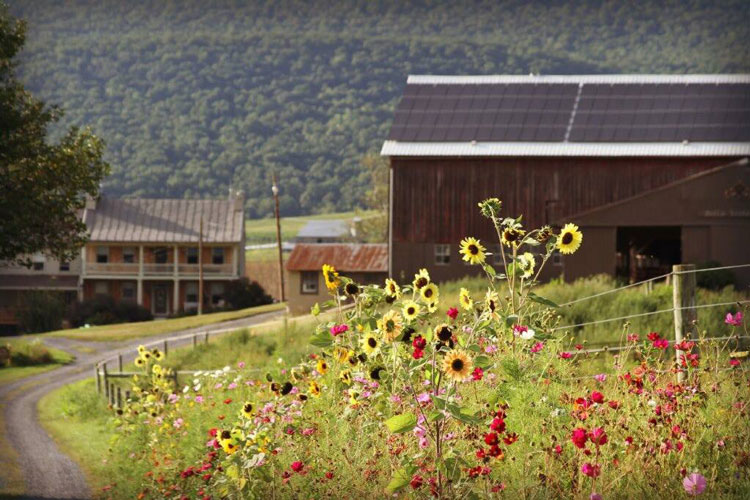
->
<box><xmin>291</xmin><ymin>461</ymin><xmax>304</xmax><ymax>473</ymax></box>
<box><xmin>588</xmin><ymin>427</ymin><xmax>608</xmax><ymax>446</ymax></box>
<box><xmin>412</xmin><ymin>348</ymin><xmax>424</xmax><ymax>360</ymax></box>
<box><xmin>488</xmin><ymin>445</ymin><xmax>504</xmax><ymax>458</ymax></box>
<box><xmin>559</xmin><ymin>352</ymin><xmax>572</xmax><ymax>359</ymax></box>
<box><xmin>484</xmin><ymin>433</ymin><xmax>499</xmax><ymax>446</ymax></box>
<box><xmin>730</xmin><ymin>359</ymin><xmax>741</xmax><ymax>367</ymax></box>
<box><xmin>627</xmin><ymin>333</ymin><xmax>639</xmax><ymax>343</ymax></box>
<box><xmin>471</xmin><ymin>367</ymin><xmax>484</xmax><ymax>381</ymax></box>
<box><xmin>412</xmin><ymin>335</ymin><xmax>427</xmax><ymax>350</ymax></box>
<box><xmin>476</xmin><ymin>448</ymin><xmax>486</xmax><ymax>460</ymax></box>
<box><xmin>581</xmin><ymin>462</ymin><xmax>601</xmax><ymax>478</ymax></box>
<box><xmin>571</xmin><ymin>427</ymin><xmax>588</xmax><ymax>449</ymax></box>
<box><xmin>652</xmin><ymin>339</ymin><xmax>669</xmax><ymax>350</ymax></box>
<box><xmin>575</xmin><ymin>344</ymin><xmax>583</xmax><ymax>350</ymax></box>
<box><xmin>553</xmin><ymin>444</ymin><xmax>563</xmax><ymax>455</ymax></box>
<box><xmin>608</xmin><ymin>400</ymin><xmax>620</xmax><ymax>410</ymax></box>
<box><xmin>208</xmin><ymin>428</ymin><xmax>218</xmax><ymax>437</ymax></box>
<box><xmin>503</xmin><ymin>432</ymin><xmax>518</xmax><ymax>445</ymax></box>
<box><xmin>647</xmin><ymin>332</ymin><xmax>661</xmax><ymax>341</ymax></box>
<box><xmin>325</xmin><ymin>471</ymin><xmax>334</xmax><ymax>480</ymax></box>
<box><xmin>446</xmin><ymin>307</ymin><xmax>459</xmax><ymax>320</ymax></box>
<box><xmin>590</xmin><ymin>391</ymin><xmax>605</xmax><ymax>404</ymax></box>
<box><xmin>410</xmin><ymin>475</ymin><xmax>423</xmax><ymax>489</ymax></box>
<box><xmin>223</xmin><ymin>398</ymin><xmax>232</xmax><ymax>405</ymax></box>
<box><xmin>490</xmin><ymin>418</ymin><xmax>506</xmax><ymax>433</ymax></box>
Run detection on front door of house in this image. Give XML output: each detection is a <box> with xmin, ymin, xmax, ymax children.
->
<box><xmin>153</xmin><ymin>284</ymin><xmax>168</xmax><ymax>315</ymax></box>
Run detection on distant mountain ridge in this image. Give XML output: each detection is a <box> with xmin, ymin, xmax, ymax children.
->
<box><xmin>8</xmin><ymin>0</ymin><xmax>750</xmax><ymax>217</ymax></box>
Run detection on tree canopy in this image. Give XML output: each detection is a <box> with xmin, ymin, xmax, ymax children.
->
<box><xmin>0</xmin><ymin>3</ymin><xmax>109</xmax><ymax>265</ymax></box>
<box><xmin>7</xmin><ymin>0</ymin><xmax>750</xmax><ymax>218</ymax></box>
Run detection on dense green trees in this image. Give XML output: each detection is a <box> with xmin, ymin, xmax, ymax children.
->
<box><xmin>7</xmin><ymin>0</ymin><xmax>749</xmax><ymax>218</ymax></box>
<box><xmin>0</xmin><ymin>3</ymin><xmax>109</xmax><ymax>265</ymax></box>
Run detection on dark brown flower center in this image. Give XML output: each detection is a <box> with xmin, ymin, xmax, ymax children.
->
<box><xmin>407</xmin><ymin>307</ymin><xmax>415</xmax><ymax>315</ymax></box>
<box><xmin>386</xmin><ymin>320</ymin><xmax>395</xmax><ymax>331</ymax></box>
<box><xmin>415</xmin><ymin>277</ymin><xmax>428</xmax><ymax>289</ymax></box>
<box><xmin>424</xmin><ymin>288</ymin><xmax>433</xmax><ymax>298</ymax></box>
<box><xmin>562</xmin><ymin>232</ymin><xmax>573</xmax><ymax>245</ymax></box>
<box><xmin>438</xmin><ymin>326</ymin><xmax>452</xmax><ymax>341</ymax></box>
<box><xmin>368</xmin><ymin>337</ymin><xmax>377</xmax><ymax>348</ymax></box>
<box><xmin>469</xmin><ymin>244</ymin><xmax>478</xmax><ymax>255</ymax></box>
<box><xmin>244</xmin><ymin>403</ymin><xmax>253</xmax><ymax>413</ymax></box>
<box><xmin>451</xmin><ymin>359</ymin><xmax>464</xmax><ymax>371</ymax></box>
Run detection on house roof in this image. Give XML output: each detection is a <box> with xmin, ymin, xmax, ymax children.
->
<box><xmin>296</xmin><ymin>219</ymin><xmax>350</xmax><ymax>239</ymax></box>
<box><xmin>382</xmin><ymin>74</ymin><xmax>750</xmax><ymax>157</ymax></box>
<box><xmin>84</xmin><ymin>198</ymin><xmax>243</xmax><ymax>243</ymax></box>
<box><xmin>0</xmin><ymin>275</ymin><xmax>79</xmax><ymax>290</ymax></box>
<box><xmin>286</xmin><ymin>244</ymin><xmax>388</xmax><ymax>273</ymax></box>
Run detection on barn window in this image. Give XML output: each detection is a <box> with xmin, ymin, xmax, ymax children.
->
<box><xmin>301</xmin><ymin>271</ymin><xmax>319</xmax><ymax>294</ymax></box>
<box><xmin>434</xmin><ymin>244</ymin><xmax>451</xmax><ymax>265</ymax></box>
<box><xmin>211</xmin><ymin>282</ymin><xmax>225</xmax><ymax>306</ymax></box>
<box><xmin>552</xmin><ymin>253</ymin><xmax>563</xmax><ymax>266</ymax></box>
<box><xmin>153</xmin><ymin>247</ymin><xmax>168</xmax><ymax>264</ymax></box>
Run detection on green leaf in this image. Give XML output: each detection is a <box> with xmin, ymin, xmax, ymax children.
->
<box><xmin>384</xmin><ymin>413</ymin><xmax>417</xmax><ymax>434</ymax></box>
<box><xmin>474</xmin><ymin>355</ymin><xmax>492</xmax><ymax>369</ymax></box>
<box><xmin>310</xmin><ymin>303</ymin><xmax>320</xmax><ymax>316</ymax></box>
<box><xmin>442</xmin><ymin>458</ymin><xmax>462</xmax><ymax>481</ymax></box>
<box><xmin>482</xmin><ymin>262</ymin><xmax>497</xmax><ymax>277</ymax></box>
<box><xmin>528</xmin><ymin>292</ymin><xmax>559</xmax><ymax>308</ymax></box>
<box><xmin>427</xmin><ymin>410</ymin><xmax>444</xmax><ymax>423</ymax></box>
<box><xmin>430</xmin><ymin>395</ymin><xmax>447</xmax><ymax>410</ymax></box>
<box><xmin>448</xmin><ymin>405</ymin><xmax>481</xmax><ymax>425</ymax></box>
<box><xmin>308</xmin><ymin>330</ymin><xmax>332</xmax><ymax>347</ymax></box>
<box><xmin>505</xmin><ymin>314</ymin><xmax>519</xmax><ymax>327</ymax></box>
<box><xmin>385</xmin><ymin>466</ymin><xmax>416</xmax><ymax>494</ymax></box>
<box><xmin>466</xmin><ymin>344</ymin><xmax>482</xmax><ymax>353</ymax></box>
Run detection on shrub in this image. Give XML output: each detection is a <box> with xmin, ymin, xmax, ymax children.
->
<box><xmin>696</xmin><ymin>260</ymin><xmax>735</xmax><ymax>290</ymax></box>
<box><xmin>15</xmin><ymin>290</ymin><xmax>66</xmax><ymax>333</ymax></box>
<box><xmin>6</xmin><ymin>340</ymin><xmax>53</xmax><ymax>366</ymax></box>
<box><xmin>69</xmin><ymin>295</ymin><xmax>153</xmax><ymax>326</ymax></box>
<box><xmin>224</xmin><ymin>278</ymin><xmax>273</xmax><ymax>310</ymax></box>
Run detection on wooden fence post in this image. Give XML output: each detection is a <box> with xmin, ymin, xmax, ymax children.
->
<box><xmin>673</xmin><ymin>264</ymin><xmax>696</xmax><ymax>384</ymax></box>
<box><xmin>163</xmin><ymin>340</ymin><xmax>168</xmax><ymax>356</ymax></box>
<box><xmin>109</xmin><ymin>383</ymin><xmax>115</xmax><ymax>406</ymax></box>
<box><xmin>116</xmin><ymin>386</ymin><xmax>122</xmax><ymax>408</ymax></box>
<box><xmin>205</xmin><ymin>332</ymin><xmax>209</xmax><ymax>344</ymax></box>
<box><xmin>192</xmin><ymin>334</ymin><xmax>197</xmax><ymax>348</ymax></box>
<box><xmin>103</xmin><ymin>363</ymin><xmax>109</xmax><ymax>400</ymax></box>
<box><xmin>118</xmin><ymin>353</ymin><xmax>123</xmax><ymax>373</ymax></box>
<box><xmin>95</xmin><ymin>364</ymin><xmax>101</xmax><ymax>394</ymax></box>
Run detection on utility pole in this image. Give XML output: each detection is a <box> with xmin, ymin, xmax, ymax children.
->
<box><xmin>272</xmin><ymin>174</ymin><xmax>285</xmax><ymax>302</ymax></box>
<box><xmin>198</xmin><ymin>215</ymin><xmax>204</xmax><ymax>315</ymax></box>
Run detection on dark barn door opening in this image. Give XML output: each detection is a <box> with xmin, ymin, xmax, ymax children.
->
<box><xmin>616</xmin><ymin>226</ymin><xmax>681</xmax><ymax>283</ymax></box>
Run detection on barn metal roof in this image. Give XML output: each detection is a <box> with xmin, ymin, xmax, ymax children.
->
<box><xmin>383</xmin><ymin>74</ymin><xmax>750</xmax><ymax>157</ymax></box>
<box><xmin>285</xmin><ymin>244</ymin><xmax>388</xmax><ymax>273</ymax></box>
<box><xmin>84</xmin><ymin>198</ymin><xmax>243</xmax><ymax>243</ymax></box>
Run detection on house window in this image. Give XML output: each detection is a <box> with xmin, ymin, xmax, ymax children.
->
<box><xmin>211</xmin><ymin>282</ymin><xmax>225</xmax><ymax>306</ymax></box>
<box><xmin>32</xmin><ymin>254</ymin><xmax>45</xmax><ymax>271</ymax></box>
<box><xmin>123</xmin><ymin>247</ymin><xmax>136</xmax><ymax>264</ymax></box>
<box><xmin>121</xmin><ymin>282</ymin><xmax>136</xmax><ymax>301</ymax></box>
<box><xmin>153</xmin><ymin>247</ymin><xmax>168</xmax><ymax>264</ymax></box>
<box><xmin>187</xmin><ymin>247</ymin><xmax>198</xmax><ymax>264</ymax></box>
<box><xmin>59</xmin><ymin>261</ymin><xmax>70</xmax><ymax>272</ymax></box>
<box><xmin>301</xmin><ymin>271</ymin><xmax>318</xmax><ymax>294</ymax></box>
<box><xmin>94</xmin><ymin>281</ymin><xmax>108</xmax><ymax>295</ymax></box>
<box><xmin>212</xmin><ymin>248</ymin><xmax>225</xmax><ymax>265</ymax></box>
<box><xmin>185</xmin><ymin>283</ymin><xmax>199</xmax><ymax>304</ymax></box>
<box><xmin>96</xmin><ymin>246</ymin><xmax>109</xmax><ymax>263</ymax></box>
<box><xmin>434</xmin><ymin>244</ymin><xmax>450</xmax><ymax>265</ymax></box>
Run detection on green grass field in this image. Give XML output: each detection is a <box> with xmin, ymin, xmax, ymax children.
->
<box><xmin>244</xmin><ymin>210</ymin><xmax>376</xmax><ymax>248</ymax></box>
<box><xmin>36</xmin><ymin>303</ymin><xmax>284</xmax><ymax>342</ymax></box>
<box><xmin>0</xmin><ymin>339</ymin><xmax>76</xmax><ymax>385</ymax></box>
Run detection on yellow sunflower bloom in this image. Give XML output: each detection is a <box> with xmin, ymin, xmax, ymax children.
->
<box><xmin>420</xmin><ymin>282</ymin><xmax>439</xmax><ymax>303</ymax></box>
<box><xmin>442</xmin><ymin>350</ymin><xmax>473</xmax><ymax>382</ymax></box>
<box><xmin>412</xmin><ymin>268</ymin><xmax>431</xmax><ymax>290</ymax></box>
<box><xmin>361</xmin><ymin>333</ymin><xmax>380</xmax><ymax>355</ymax></box>
<box><xmin>459</xmin><ymin>237</ymin><xmax>486</xmax><ymax>265</ymax></box>
<box><xmin>501</xmin><ymin>227</ymin><xmax>525</xmax><ymax>247</ymax></box>
<box><xmin>316</xmin><ymin>359</ymin><xmax>329</xmax><ymax>374</ymax></box>
<box><xmin>459</xmin><ymin>288</ymin><xmax>473</xmax><ymax>311</ymax></box>
<box><xmin>348</xmin><ymin>389</ymin><xmax>359</xmax><ymax>406</ymax></box>
<box><xmin>557</xmin><ymin>223</ymin><xmax>583</xmax><ymax>254</ymax></box>
<box><xmin>402</xmin><ymin>300</ymin><xmax>421</xmax><ymax>322</ymax></box>
<box><xmin>484</xmin><ymin>289</ymin><xmax>500</xmax><ymax>320</ymax></box>
<box><xmin>322</xmin><ymin>264</ymin><xmax>340</xmax><ymax>290</ymax></box>
<box><xmin>135</xmin><ymin>357</ymin><xmax>145</xmax><ymax>367</ymax></box>
<box><xmin>334</xmin><ymin>347</ymin><xmax>350</xmax><ymax>363</ymax></box>
<box><xmin>426</xmin><ymin>301</ymin><xmax>438</xmax><ymax>314</ymax></box>
<box><xmin>309</xmin><ymin>381</ymin><xmax>321</xmax><ymax>397</ymax></box>
<box><xmin>384</xmin><ymin>278</ymin><xmax>401</xmax><ymax>299</ymax></box>
<box><xmin>339</xmin><ymin>370</ymin><xmax>352</xmax><ymax>386</ymax></box>
<box><xmin>241</xmin><ymin>402</ymin><xmax>254</xmax><ymax>418</ymax></box>
<box><xmin>517</xmin><ymin>252</ymin><xmax>536</xmax><ymax>279</ymax></box>
<box><xmin>377</xmin><ymin>310</ymin><xmax>404</xmax><ymax>342</ymax></box>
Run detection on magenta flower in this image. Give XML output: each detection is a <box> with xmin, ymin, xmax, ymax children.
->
<box><xmin>446</xmin><ymin>307</ymin><xmax>459</xmax><ymax>320</ymax></box>
<box><xmin>725</xmin><ymin>311</ymin><xmax>743</xmax><ymax>326</ymax></box>
<box><xmin>581</xmin><ymin>462</ymin><xmax>601</xmax><ymax>478</ymax></box>
<box><xmin>559</xmin><ymin>351</ymin><xmax>572</xmax><ymax>359</ymax></box>
<box><xmin>330</xmin><ymin>324</ymin><xmax>349</xmax><ymax>336</ymax></box>
<box><xmin>531</xmin><ymin>342</ymin><xmax>544</xmax><ymax>353</ymax></box>
<box><xmin>590</xmin><ymin>494</ymin><xmax>603</xmax><ymax>500</ymax></box>
<box><xmin>237</xmin><ymin>361</ymin><xmax>246</xmax><ymax>369</ymax></box>
<box><xmin>594</xmin><ymin>373</ymin><xmax>607</xmax><ymax>383</ymax></box>
<box><xmin>683</xmin><ymin>472</ymin><xmax>707</xmax><ymax>495</ymax></box>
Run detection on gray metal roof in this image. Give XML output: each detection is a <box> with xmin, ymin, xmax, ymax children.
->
<box><xmin>296</xmin><ymin>219</ymin><xmax>350</xmax><ymax>239</ymax></box>
<box><xmin>383</xmin><ymin>74</ymin><xmax>750</xmax><ymax>157</ymax></box>
<box><xmin>84</xmin><ymin>198</ymin><xmax>243</xmax><ymax>243</ymax></box>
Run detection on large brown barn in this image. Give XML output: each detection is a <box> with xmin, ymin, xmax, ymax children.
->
<box><xmin>381</xmin><ymin>75</ymin><xmax>750</xmax><ymax>287</ymax></box>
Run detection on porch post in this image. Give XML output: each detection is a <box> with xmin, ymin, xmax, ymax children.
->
<box><xmin>232</xmin><ymin>245</ymin><xmax>238</xmax><ymax>277</ymax></box>
<box><xmin>173</xmin><ymin>279</ymin><xmax>179</xmax><ymax>315</ymax></box>
<box><xmin>137</xmin><ymin>245</ymin><xmax>144</xmax><ymax>305</ymax></box>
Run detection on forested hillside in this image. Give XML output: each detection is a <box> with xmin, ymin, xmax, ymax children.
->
<box><xmin>8</xmin><ymin>0</ymin><xmax>750</xmax><ymax>217</ymax></box>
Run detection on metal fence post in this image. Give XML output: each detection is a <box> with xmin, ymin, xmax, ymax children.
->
<box><xmin>673</xmin><ymin>264</ymin><xmax>696</xmax><ymax>384</ymax></box>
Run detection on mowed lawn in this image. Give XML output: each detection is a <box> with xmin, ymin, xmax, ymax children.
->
<box><xmin>0</xmin><ymin>339</ymin><xmax>76</xmax><ymax>384</ymax></box>
<box><xmin>36</xmin><ymin>303</ymin><xmax>285</xmax><ymax>342</ymax></box>
<box><xmin>244</xmin><ymin>210</ymin><xmax>376</xmax><ymax>248</ymax></box>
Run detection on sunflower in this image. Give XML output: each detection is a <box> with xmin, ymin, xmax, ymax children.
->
<box><xmin>334</xmin><ymin>347</ymin><xmax>351</xmax><ymax>363</ymax></box>
<box><xmin>344</xmin><ymin>282</ymin><xmax>360</xmax><ymax>296</ymax></box>
<box><xmin>384</xmin><ymin>278</ymin><xmax>401</xmax><ymax>299</ymax></box>
<box><xmin>402</xmin><ymin>300</ymin><xmax>421</xmax><ymax>322</ymax></box>
<box><xmin>362</xmin><ymin>333</ymin><xmax>380</xmax><ymax>355</ymax></box>
<box><xmin>426</xmin><ymin>301</ymin><xmax>438</xmax><ymax>314</ymax></box>
<box><xmin>434</xmin><ymin>324</ymin><xmax>454</xmax><ymax>343</ymax></box>
<box><xmin>484</xmin><ymin>289</ymin><xmax>500</xmax><ymax>320</ymax></box>
<box><xmin>153</xmin><ymin>349</ymin><xmax>164</xmax><ymax>361</ymax></box>
<box><xmin>339</xmin><ymin>370</ymin><xmax>352</xmax><ymax>385</ymax></box>
<box><xmin>316</xmin><ymin>359</ymin><xmax>329</xmax><ymax>374</ymax></box>
<box><xmin>135</xmin><ymin>357</ymin><xmax>145</xmax><ymax>367</ymax></box>
<box><xmin>322</xmin><ymin>264</ymin><xmax>340</xmax><ymax>291</ymax></box>
<box><xmin>309</xmin><ymin>381</ymin><xmax>321</xmax><ymax>397</ymax></box>
<box><xmin>280</xmin><ymin>382</ymin><xmax>293</xmax><ymax>395</ymax></box>
<box><xmin>501</xmin><ymin>227</ymin><xmax>525</xmax><ymax>247</ymax></box>
<box><xmin>412</xmin><ymin>268</ymin><xmax>431</xmax><ymax>290</ymax></box>
<box><xmin>460</xmin><ymin>237</ymin><xmax>486</xmax><ymax>265</ymax></box>
<box><xmin>137</xmin><ymin>345</ymin><xmax>146</xmax><ymax>354</ymax></box>
<box><xmin>459</xmin><ymin>288</ymin><xmax>473</xmax><ymax>311</ymax></box>
<box><xmin>517</xmin><ymin>252</ymin><xmax>536</xmax><ymax>279</ymax></box>
<box><xmin>378</xmin><ymin>310</ymin><xmax>404</xmax><ymax>342</ymax></box>
<box><xmin>442</xmin><ymin>350</ymin><xmax>473</xmax><ymax>382</ymax></box>
<box><xmin>557</xmin><ymin>223</ymin><xmax>583</xmax><ymax>254</ymax></box>
<box><xmin>241</xmin><ymin>402</ymin><xmax>254</xmax><ymax>418</ymax></box>
<box><xmin>420</xmin><ymin>283</ymin><xmax>439</xmax><ymax>303</ymax></box>
<box><xmin>370</xmin><ymin>367</ymin><xmax>385</xmax><ymax>380</ymax></box>
<box><xmin>348</xmin><ymin>389</ymin><xmax>359</xmax><ymax>406</ymax></box>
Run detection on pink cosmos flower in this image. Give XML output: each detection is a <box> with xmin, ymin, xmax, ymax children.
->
<box><xmin>581</xmin><ymin>462</ymin><xmax>601</xmax><ymax>478</ymax></box>
<box><xmin>195</xmin><ymin>395</ymin><xmax>204</xmax><ymax>403</ymax></box>
<box><xmin>301</xmin><ymin>428</ymin><xmax>315</xmax><ymax>436</ymax></box>
<box><xmin>725</xmin><ymin>311</ymin><xmax>743</xmax><ymax>326</ymax></box>
<box><xmin>390</xmin><ymin>394</ymin><xmax>402</xmax><ymax>404</ymax></box>
<box><xmin>594</xmin><ymin>373</ymin><xmax>607</xmax><ymax>383</ymax></box>
<box><xmin>588</xmin><ymin>427</ymin><xmax>608</xmax><ymax>446</ymax></box>
<box><xmin>559</xmin><ymin>352</ymin><xmax>572</xmax><ymax>359</ymax></box>
<box><xmin>683</xmin><ymin>472</ymin><xmax>707</xmax><ymax>495</ymax></box>
<box><xmin>419</xmin><ymin>437</ymin><xmax>429</xmax><ymax>449</ymax></box>
<box><xmin>513</xmin><ymin>324</ymin><xmax>528</xmax><ymax>336</ymax></box>
<box><xmin>416</xmin><ymin>392</ymin><xmax>431</xmax><ymax>404</ymax></box>
<box><xmin>485</xmin><ymin>344</ymin><xmax>498</xmax><ymax>354</ymax></box>
<box><xmin>173</xmin><ymin>418</ymin><xmax>184</xmax><ymax>429</ymax></box>
<box><xmin>446</xmin><ymin>307</ymin><xmax>459</xmax><ymax>320</ymax></box>
<box><xmin>590</xmin><ymin>493</ymin><xmax>603</xmax><ymax>500</ymax></box>
<box><xmin>730</xmin><ymin>359</ymin><xmax>740</xmax><ymax>367</ymax></box>
<box><xmin>227</xmin><ymin>382</ymin><xmax>238</xmax><ymax>390</ymax></box>
<box><xmin>531</xmin><ymin>342</ymin><xmax>544</xmax><ymax>354</ymax></box>
<box><xmin>652</xmin><ymin>339</ymin><xmax>669</xmax><ymax>350</ymax></box>
<box><xmin>627</xmin><ymin>333</ymin><xmax>639</xmax><ymax>343</ymax></box>
<box><xmin>290</xmin><ymin>461</ymin><xmax>304</xmax><ymax>473</ymax></box>
<box><xmin>330</xmin><ymin>324</ymin><xmax>349</xmax><ymax>336</ymax></box>
<box><xmin>237</xmin><ymin>361</ymin><xmax>246</xmax><ymax>369</ymax></box>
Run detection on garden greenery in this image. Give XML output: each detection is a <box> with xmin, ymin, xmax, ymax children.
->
<box><xmin>111</xmin><ymin>199</ymin><xmax>749</xmax><ymax>499</ymax></box>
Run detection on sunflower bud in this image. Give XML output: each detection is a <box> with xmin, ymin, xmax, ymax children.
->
<box><xmin>478</xmin><ymin>198</ymin><xmax>502</xmax><ymax>219</ymax></box>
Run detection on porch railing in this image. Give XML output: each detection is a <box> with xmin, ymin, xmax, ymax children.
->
<box><xmin>85</xmin><ymin>263</ymin><xmax>235</xmax><ymax>277</ymax></box>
